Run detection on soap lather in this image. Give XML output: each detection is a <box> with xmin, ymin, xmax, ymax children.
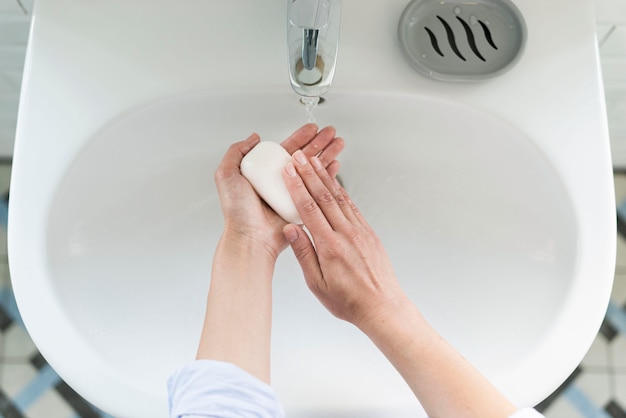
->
<box><xmin>240</xmin><ymin>141</ymin><xmax>303</xmax><ymax>224</ymax></box>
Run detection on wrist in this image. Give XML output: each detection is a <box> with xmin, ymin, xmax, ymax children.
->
<box><xmin>355</xmin><ymin>295</ymin><xmax>424</xmax><ymax>339</ymax></box>
<box><xmin>221</xmin><ymin>225</ymin><xmax>281</xmax><ymax>264</ymax></box>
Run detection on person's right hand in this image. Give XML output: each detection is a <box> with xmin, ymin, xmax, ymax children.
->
<box><xmin>281</xmin><ymin>151</ymin><xmax>520</xmax><ymax>418</ymax></box>
<box><xmin>281</xmin><ymin>150</ymin><xmax>407</xmax><ymax>328</ymax></box>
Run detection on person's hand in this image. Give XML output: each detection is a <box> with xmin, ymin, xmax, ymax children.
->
<box><xmin>281</xmin><ymin>150</ymin><xmax>406</xmax><ymax>327</ymax></box>
<box><xmin>281</xmin><ymin>151</ymin><xmax>520</xmax><ymax>418</ymax></box>
<box><xmin>214</xmin><ymin>124</ymin><xmax>344</xmax><ymax>260</ymax></box>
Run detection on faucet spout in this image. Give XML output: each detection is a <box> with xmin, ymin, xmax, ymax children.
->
<box><xmin>287</xmin><ymin>0</ymin><xmax>341</xmax><ymax>97</ymax></box>
<box><xmin>302</xmin><ymin>28</ymin><xmax>320</xmax><ymax>71</ymax></box>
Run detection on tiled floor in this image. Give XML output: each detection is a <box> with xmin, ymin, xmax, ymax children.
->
<box><xmin>0</xmin><ymin>166</ymin><xmax>624</xmax><ymax>417</ymax></box>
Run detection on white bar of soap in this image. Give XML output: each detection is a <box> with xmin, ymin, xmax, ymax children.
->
<box><xmin>240</xmin><ymin>141</ymin><xmax>303</xmax><ymax>224</ymax></box>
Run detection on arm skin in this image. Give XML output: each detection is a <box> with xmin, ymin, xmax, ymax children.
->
<box><xmin>281</xmin><ymin>150</ymin><xmax>517</xmax><ymax>418</ymax></box>
<box><xmin>196</xmin><ymin>124</ymin><xmax>344</xmax><ymax>384</ymax></box>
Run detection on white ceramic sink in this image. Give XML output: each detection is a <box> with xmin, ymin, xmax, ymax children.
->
<box><xmin>9</xmin><ymin>1</ymin><xmax>615</xmax><ymax>417</ymax></box>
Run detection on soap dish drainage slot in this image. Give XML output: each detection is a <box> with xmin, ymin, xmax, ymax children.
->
<box><xmin>398</xmin><ymin>0</ymin><xmax>526</xmax><ymax>81</ymax></box>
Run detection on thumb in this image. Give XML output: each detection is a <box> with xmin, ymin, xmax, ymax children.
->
<box><xmin>283</xmin><ymin>224</ymin><xmax>323</xmax><ymax>289</ymax></box>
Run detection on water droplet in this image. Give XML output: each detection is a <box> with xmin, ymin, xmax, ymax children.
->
<box><xmin>470</xmin><ymin>15</ymin><xmax>478</xmax><ymax>25</ymax></box>
<box><xmin>421</xmin><ymin>53</ymin><xmax>427</xmax><ymax>58</ymax></box>
<box><xmin>454</xmin><ymin>6</ymin><xmax>461</xmax><ymax>15</ymax></box>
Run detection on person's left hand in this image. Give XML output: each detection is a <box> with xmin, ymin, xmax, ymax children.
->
<box><xmin>214</xmin><ymin>124</ymin><xmax>344</xmax><ymax>260</ymax></box>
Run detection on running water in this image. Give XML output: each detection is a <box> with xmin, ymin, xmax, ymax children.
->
<box><xmin>301</xmin><ymin>96</ymin><xmax>320</xmax><ymax>123</ymax></box>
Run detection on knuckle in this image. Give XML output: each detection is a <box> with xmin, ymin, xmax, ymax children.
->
<box><xmin>350</xmin><ymin>232</ymin><xmax>362</xmax><ymax>246</ymax></box>
<box><xmin>213</xmin><ymin>166</ymin><xmax>227</xmax><ymax>184</ymax></box>
<box><xmin>342</xmin><ymin>225</ymin><xmax>363</xmax><ymax>246</ymax></box>
<box><xmin>349</xmin><ymin>200</ymin><xmax>361</xmax><ymax>216</ymax></box>
<box><xmin>333</xmin><ymin>189</ymin><xmax>349</xmax><ymax>206</ymax></box>
<box><xmin>321</xmin><ymin>237</ymin><xmax>345</xmax><ymax>259</ymax></box>
<box><xmin>317</xmin><ymin>190</ymin><xmax>335</xmax><ymax>205</ymax></box>
<box><xmin>301</xmin><ymin>198</ymin><xmax>320</xmax><ymax>215</ymax></box>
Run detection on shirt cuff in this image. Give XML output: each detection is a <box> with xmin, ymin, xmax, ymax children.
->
<box><xmin>168</xmin><ymin>359</ymin><xmax>285</xmax><ymax>418</ymax></box>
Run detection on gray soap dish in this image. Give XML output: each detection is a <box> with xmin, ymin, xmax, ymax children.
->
<box><xmin>398</xmin><ymin>0</ymin><xmax>527</xmax><ymax>82</ymax></box>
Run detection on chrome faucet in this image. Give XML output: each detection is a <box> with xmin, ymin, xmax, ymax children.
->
<box><xmin>287</xmin><ymin>0</ymin><xmax>341</xmax><ymax>97</ymax></box>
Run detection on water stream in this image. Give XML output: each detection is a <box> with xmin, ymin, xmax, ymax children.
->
<box><xmin>301</xmin><ymin>96</ymin><xmax>320</xmax><ymax>123</ymax></box>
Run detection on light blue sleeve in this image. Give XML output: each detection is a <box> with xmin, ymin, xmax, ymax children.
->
<box><xmin>167</xmin><ymin>359</ymin><xmax>285</xmax><ymax>418</ymax></box>
<box><xmin>167</xmin><ymin>360</ymin><xmax>544</xmax><ymax>418</ymax></box>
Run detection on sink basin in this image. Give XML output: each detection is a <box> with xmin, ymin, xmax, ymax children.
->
<box><xmin>47</xmin><ymin>90</ymin><xmax>577</xmax><ymax>416</ymax></box>
<box><xmin>9</xmin><ymin>0</ymin><xmax>614</xmax><ymax>417</ymax></box>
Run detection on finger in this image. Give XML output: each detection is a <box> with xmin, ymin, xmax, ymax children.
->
<box><xmin>283</xmin><ymin>224</ymin><xmax>327</xmax><ymax>294</ymax></box>
<box><xmin>283</xmin><ymin>160</ymin><xmax>334</xmax><ymax>233</ymax></box>
<box><xmin>333</xmin><ymin>174</ymin><xmax>366</xmax><ymax>226</ymax></box>
<box><xmin>290</xmin><ymin>150</ymin><xmax>350</xmax><ymax>231</ymax></box>
<box><xmin>327</xmin><ymin>160</ymin><xmax>340</xmax><ymax>178</ymax></box>
<box><xmin>215</xmin><ymin>133</ymin><xmax>260</xmax><ymax>185</ymax></box>
<box><xmin>310</xmin><ymin>156</ymin><xmax>362</xmax><ymax>226</ymax></box>
<box><xmin>300</xmin><ymin>126</ymin><xmax>336</xmax><ymax>158</ymax></box>
<box><xmin>317</xmin><ymin>136</ymin><xmax>345</xmax><ymax>168</ymax></box>
<box><xmin>281</xmin><ymin>123</ymin><xmax>319</xmax><ymax>155</ymax></box>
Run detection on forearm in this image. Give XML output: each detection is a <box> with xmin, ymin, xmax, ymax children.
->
<box><xmin>358</xmin><ymin>297</ymin><xmax>516</xmax><ymax>418</ymax></box>
<box><xmin>196</xmin><ymin>231</ymin><xmax>276</xmax><ymax>383</ymax></box>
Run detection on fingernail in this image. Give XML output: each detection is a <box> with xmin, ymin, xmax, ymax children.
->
<box><xmin>293</xmin><ymin>150</ymin><xmax>308</xmax><ymax>166</ymax></box>
<box><xmin>284</xmin><ymin>226</ymin><xmax>299</xmax><ymax>243</ymax></box>
<box><xmin>284</xmin><ymin>162</ymin><xmax>297</xmax><ymax>177</ymax></box>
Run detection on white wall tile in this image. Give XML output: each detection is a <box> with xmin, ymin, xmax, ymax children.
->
<box><xmin>600</xmin><ymin>26</ymin><xmax>626</xmax><ymax>168</ymax></box>
<box><xmin>0</xmin><ymin>73</ymin><xmax>17</xmax><ymax>92</ymax></box>
<box><xmin>0</xmin><ymin>97</ymin><xmax>20</xmax><ymax>121</ymax></box>
<box><xmin>0</xmin><ymin>127</ymin><xmax>16</xmax><ymax>152</ymax></box>
<box><xmin>598</xmin><ymin>24</ymin><xmax>615</xmax><ymax>44</ymax></box>
<box><xmin>0</xmin><ymin>45</ymin><xmax>27</xmax><ymax>69</ymax></box>
<box><xmin>602</xmin><ymin>60</ymin><xmax>626</xmax><ymax>92</ymax></box>
<box><xmin>601</xmin><ymin>26</ymin><xmax>626</xmax><ymax>56</ymax></box>
<box><xmin>595</xmin><ymin>0</ymin><xmax>626</xmax><ymax>24</ymax></box>
<box><xmin>18</xmin><ymin>0</ymin><xmax>32</xmax><ymax>15</ymax></box>
<box><xmin>0</xmin><ymin>0</ymin><xmax>24</xmax><ymax>14</ymax></box>
<box><xmin>1</xmin><ymin>69</ymin><xmax>23</xmax><ymax>88</ymax></box>
<box><xmin>0</xmin><ymin>15</ymin><xmax>30</xmax><ymax>45</ymax></box>
<box><xmin>605</xmin><ymin>87</ymin><xmax>626</xmax><ymax>114</ymax></box>
<box><xmin>608</xmin><ymin>102</ymin><xmax>626</xmax><ymax>146</ymax></box>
